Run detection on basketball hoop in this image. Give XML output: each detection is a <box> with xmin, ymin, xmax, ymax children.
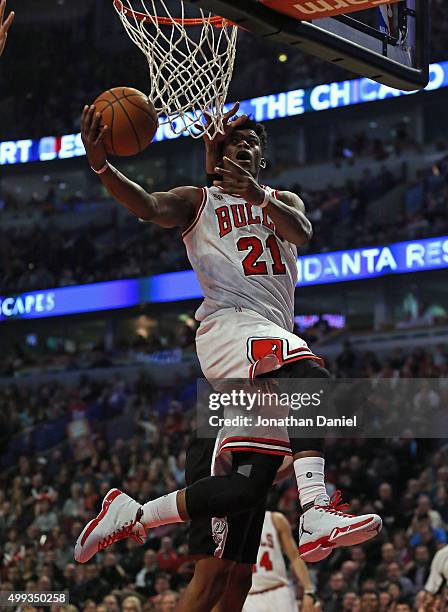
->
<box><xmin>113</xmin><ymin>0</ymin><xmax>238</xmax><ymax>139</ymax></box>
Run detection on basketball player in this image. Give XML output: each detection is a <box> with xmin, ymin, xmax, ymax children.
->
<box><xmin>75</xmin><ymin>103</ymin><xmax>381</xmax><ymax>610</ymax></box>
<box><xmin>243</xmin><ymin>510</ymin><xmax>316</xmax><ymax>612</ymax></box>
<box><xmin>0</xmin><ymin>0</ymin><xmax>14</xmax><ymax>57</ymax></box>
<box><xmin>417</xmin><ymin>544</ymin><xmax>448</xmax><ymax>611</ymax></box>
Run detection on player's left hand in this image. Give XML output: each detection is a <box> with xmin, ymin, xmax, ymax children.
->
<box><xmin>0</xmin><ymin>0</ymin><xmax>14</xmax><ymax>57</ymax></box>
<box><xmin>214</xmin><ymin>156</ymin><xmax>265</xmax><ymax>205</ymax></box>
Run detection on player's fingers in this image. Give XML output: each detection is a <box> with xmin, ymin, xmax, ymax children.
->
<box><xmin>86</xmin><ymin>105</ymin><xmax>97</xmax><ymax>136</ymax></box>
<box><xmin>223</xmin><ymin>101</ymin><xmax>240</xmax><ymax>122</ymax></box>
<box><xmin>81</xmin><ymin>105</ymin><xmax>89</xmax><ymax>133</ymax></box>
<box><xmin>91</xmin><ymin>111</ymin><xmax>102</xmax><ymax>134</ymax></box>
<box><xmin>3</xmin><ymin>10</ymin><xmax>14</xmax><ymax>32</ymax></box>
<box><xmin>82</xmin><ymin>106</ymin><xmax>92</xmax><ymax>133</ymax></box>
<box><xmin>93</xmin><ymin>125</ymin><xmax>108</xmax><ymax>146</ymax></box>
<box><xmin>202</xmin><ymin>110</ymin><xmax>213</xmax><ymax>127</ymax></box>
<box><xmin>223</xmin><ymin>156</ymin><xmax>249</xmax><ymax>174</ymax></box>
<box><xmin>0</xmin><ymin>0</ymin><xmax>5</xmax><ymax>24</ymax></box>
<box><xmin>229</xmin><ymin>114</ymin><xmax>247</xmax><ymax>129</ymax></box>
<box><xmin>214</xmin><ymin>166</ymin><xmax>234</xmax><ymax>176</ymax></box>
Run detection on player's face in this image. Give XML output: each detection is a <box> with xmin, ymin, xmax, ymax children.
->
<box><xmin>222</xmin><ymin>128</ymin><xmax>262</xmax><ymax>177</ymax></box>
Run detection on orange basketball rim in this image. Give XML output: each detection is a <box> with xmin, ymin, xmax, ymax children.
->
<box><xmin>260</xmin><ymin>0</ymin><xmax>403</xmax><ymax>21</ymax></box>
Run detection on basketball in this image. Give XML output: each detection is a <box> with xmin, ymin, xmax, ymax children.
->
<box><xmin>93</xmin><ymin>87</ymin><xmax>158</xmax><ymax>157</ymax></box>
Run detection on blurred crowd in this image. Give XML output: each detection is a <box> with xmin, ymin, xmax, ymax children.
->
<box><xmin>0</xmin><ymin>341</ymin><xmax>448</xmax><ymax>611</ymax></box>
<box><xmin>1</xmin><ymin>313</ymin><xmax>197</xmax><ymax>379</ymax></box>
<box><xmin>2</xmin><ymin>154</ymin><xmax>447</xmax><ymax>295</ymax></box>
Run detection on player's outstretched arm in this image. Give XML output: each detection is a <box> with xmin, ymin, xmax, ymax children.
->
<box><xmin>272</xmin><ymin>512</ymin><xmax>317</xmax><ymax>612</ymax></box>
<box><xmin>81</xmin><ymin>104</ymin><xmax>200</xmax><ymax>228</ymax></box>
<box><xmin>0</xmin><ymin>0</ymin><xmax>14</xmax><ymax>57</ymax></box>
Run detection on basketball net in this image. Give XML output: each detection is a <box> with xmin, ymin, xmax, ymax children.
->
<box><xmin>113</xmin><ymin>0</ymin><xmax>238</xmax><ymax>139</ymax></box>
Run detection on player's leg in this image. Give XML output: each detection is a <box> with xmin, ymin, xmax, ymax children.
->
<box><xmin>74</xmin><ymin>447</ymin><xmax>282</xmax><ymax>563</ymax></box>
<box><xmin>179</xmin><ymin>441</ymin><xmax>265</xmax><ymax>612</ymax></box>
<box><xmin>177</xmin><ymin>556</ymin><xmax>236</xmax><ymax>612</ymax></box>
<box><xmin>214</xmin><ymin>563</ymin><xmax>253</xmax><ymax>612</ymax></box>
<box><xmin>259</xmin><ymin>358</ymin><xmax>382</xmax><ymax>562</ymax></box>
<box><xmin>212</xmin><ymin>497</ymin><xmax>267</xmax><ymax>612</ymax></box>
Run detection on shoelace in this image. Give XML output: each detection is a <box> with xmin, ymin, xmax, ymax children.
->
<box><xmin>315</xmin><ymin>490</ymin><xmax>354</xmax><ymax>516</ymax></box>
<box><xmin>98</xmin><ymin>517</ymin><xmax>143</xmax><ymax>551</ymax></box>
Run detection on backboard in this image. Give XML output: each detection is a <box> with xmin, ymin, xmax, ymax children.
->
<box><xmin>184</xmin><ymin>0</ymin><xmax>429</xmax><ymax>91</ymax></box>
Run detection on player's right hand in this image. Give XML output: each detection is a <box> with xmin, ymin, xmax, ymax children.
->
<box><xmin>202</xmin><ymin>102</ymin><xmax>247</xmax><ymax>145</ymax></box>
<box><xmin>197</xmin><ymin>102</ymin><xmax>248</xmax><ymax>173</ymax></box>
<box><xmin>81</xmin><ymin>105</ymin><xmax>109</xmax><ymax>171</ymax></box>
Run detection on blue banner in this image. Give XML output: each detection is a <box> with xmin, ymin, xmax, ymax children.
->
<box><xmin>1</xmin><ymin>62</ymin><xmax>447</xmax><ymax>166</ymax></box>
<box><xmin>1</xmin><ymin>236</ymin><xmax>447</xmax><ymax>321</ymax></box>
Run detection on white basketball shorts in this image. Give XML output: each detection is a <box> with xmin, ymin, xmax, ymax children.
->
<box><xmin>243</xmin><ymin>584</ymin><xmax>297</xmax><ymax>612</ymax></box>
<box><xmin>195</xmin><ymin>307</ymin><xmax>322</xmax><ymax>460</ymax></box>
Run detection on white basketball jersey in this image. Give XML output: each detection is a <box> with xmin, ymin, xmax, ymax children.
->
<box><xmin>250</xmin><ymin>512</ymin><xmax>289</xmax><ymax>593</ymax></box>
<box><xmin>182</xmin><ymin>187</ymin><xmax>298</xmax><ymax>331</ymax></box>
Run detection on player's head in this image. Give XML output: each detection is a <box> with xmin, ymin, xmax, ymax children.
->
<box><xmin>221</xmin><ymin>116</ymin><xmax>268</xmax><ymax>179</ymax></box>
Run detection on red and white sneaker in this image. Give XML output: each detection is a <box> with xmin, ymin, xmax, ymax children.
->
<box><xmin>298</xmin><ymin>491</ymin><xmax>382</xmax><ymax>563</ymax></box>
<box><xmin>74</xmin><ymin>489</ymin><xmax>146</xmax><ymax>563</ymax></box>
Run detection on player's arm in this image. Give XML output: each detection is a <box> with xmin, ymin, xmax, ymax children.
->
<box><xmin>0</xmin><ymin>0</ymin><xmax>14</xmax><ymax>57</ymax></box>
<box><xmin>417</xmin><ymin>549</ymin><xmax>446</xmax><ymax>611</ymax></box>
<box><xmin>272</xmin><ymin>512</ymin><xmax>316</xmax><ymax>610</ymax></box>
<box><xmin>267</xmin><ymin>190</ymin><xmax>313</xmax><ymax>246</ymax></box>
<box><xmin>81</xmin><ymin>104</ymin><xmax>199</xmax><ymax>228</ymax></box>
<box><xmin>214</xmin><ymin>157</ymin><xmax>312</xmax><ymax>246</ymax></box>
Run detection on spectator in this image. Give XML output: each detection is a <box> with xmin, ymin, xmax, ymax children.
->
<box><xmin>385</xmin><ymin>562</ymin><xmax>415</xmax><ymax>600</ymax></box>
<box><xmin>122</xmin><ymin>596</ymin><xmax>142</xmax><ymax>612</ymax></box>
<box><xmin>405</xmin><ymin>545</ymin><xmax>431</xmax><ymax>591</ymax></box>
<box><xmin>33</xmin><ymin>499</ymin><xmax>58</xmax><ymax>533</ymax></box>
<box><xmin>150</xmin><ymin>574</ymin><xmax>171</xmax><ymax>609</ymax></box>
<box><xmin>103</xmin><ymin>594</ymin><xmax>120</xmax><ymax>612</ymax></box>
<box><xmin>414</xmin><ymin>494</ymin><xmax>444</xmax><ymax>529</ymax></box>
<box><xmin>322</xmin><ymin>572</ymin><xmax>346</xmax><ymax>612</ymax></box>
<box><xmin>409</xmin><ymin>514</ymin><xmax>447</xmax><ymax>552</ymax></box>
<box><xmin>156</xmin><ymin>537</ymin><xmax>178</xmax><ymax>574</ymax></box>
<box><xmin>135</xmin><ymin>549</ymin><xmax>159</xmax><ymax>595</ymax></box>
<box><xmin>63</xmin><ymin>483</ymin><xmax>85</xmax><ymax>519</ymax></box>
<box><xmin>359</xmin><ymin>591</ymin><xmax>379</xmax><ymax>612</ymax></box>
<box><xmin>341</xmin><ymin>591</ymin><xmax>359</xmax><ymax>611</ymax></box>
<box><xmin>100</xmin><ymin>552</ymin><xmax>128</xmax><ymax>590</ymax></box>
<box><xmin>156</xmin><ymin>590</ymin><xmax>179</xmax><ymax>611</ymax></box>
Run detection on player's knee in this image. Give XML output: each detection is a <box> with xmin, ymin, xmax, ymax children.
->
<box><xmin>211</xmin><ymin>473</ymin><xmax>261</xmax><ymax>515</ymax></box>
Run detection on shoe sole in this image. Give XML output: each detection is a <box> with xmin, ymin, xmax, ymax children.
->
<box><xmin>74</xmin><ymin>488</ymin><xmax>122</xmax><ymax>563</ymax></box>
<box><xmin>300</xmin><ymin>516</ymin><xmax>382</xmax><ymax>562</ymax></box>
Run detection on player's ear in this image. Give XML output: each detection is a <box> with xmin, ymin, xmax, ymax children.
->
<box><xmin>259</xmin><ymin>158</ymin><xmax>267</xmax><ymax>169</ymax></box>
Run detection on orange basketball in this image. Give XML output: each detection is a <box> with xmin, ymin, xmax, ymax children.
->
<box><xmin>93</xmin><ymin>87</ymin><xmax>159</xmax><ymax>157</ymax></box>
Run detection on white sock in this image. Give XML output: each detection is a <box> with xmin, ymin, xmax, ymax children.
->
<box><xmin>294</xmin><ymin>456</ymin><xmax>328</xmax><ymax>509</ymax></box>
<box><xmin>141</xmin><ymin>491</ymin><xmax>183</xmax><ymax>528</ymax></box>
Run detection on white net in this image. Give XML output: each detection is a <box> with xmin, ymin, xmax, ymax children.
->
<box><xmin>113</xmin><ymin>0</ymin><xmax>238</xmax><ymax>139</ymax></box>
